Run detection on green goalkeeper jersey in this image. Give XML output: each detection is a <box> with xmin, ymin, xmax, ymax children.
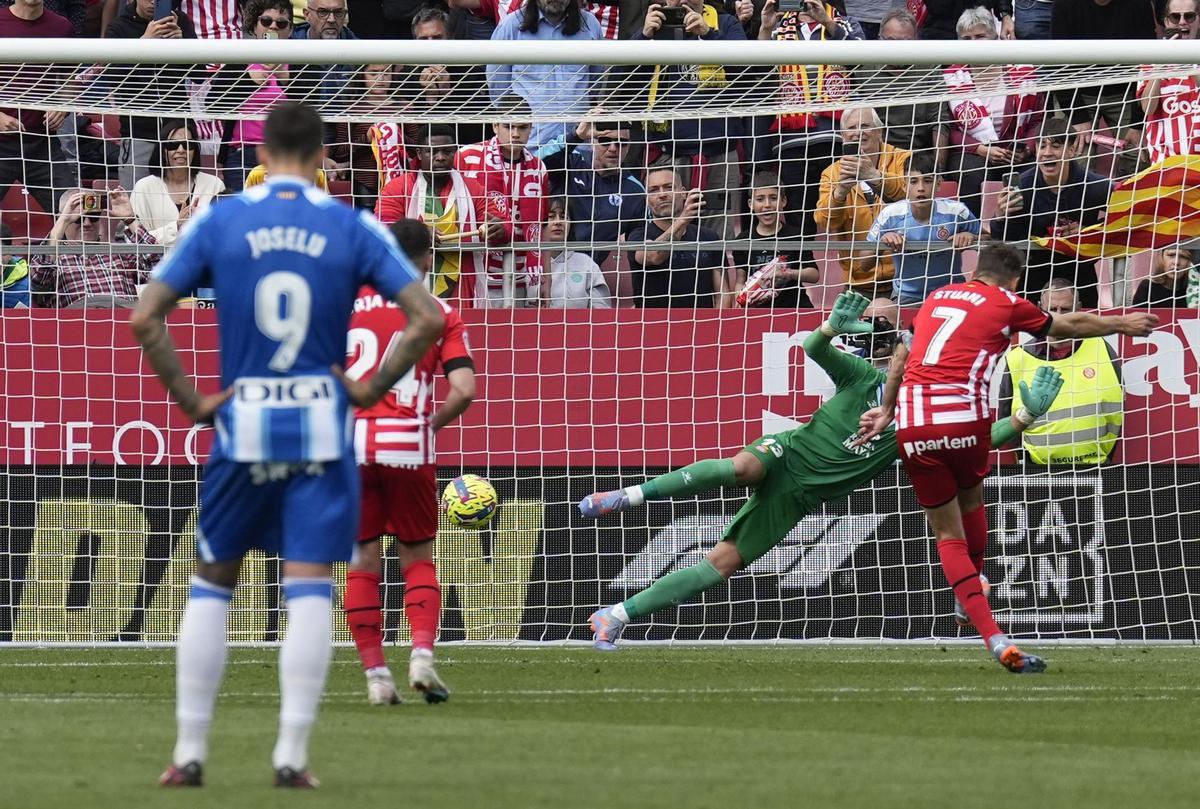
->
<box><xmin>779</xmin><ymin>332</ymin><xmax>899</xmax><ymax>503</ymax></box>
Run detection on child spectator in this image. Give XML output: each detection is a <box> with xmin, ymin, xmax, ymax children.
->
<box><xmin>541</xmin><ymin>196</ymin><xmax>612</xmax><ymax>308</ymax></box>
<box><xmin>1132</xmin><ymin>245</ymin><xmax>1199</xmax><ymax>308</ymax></box>
<box><xmin>732</xmin><ymin>171</ymin><xmax>817</xmax><ymax>308</ymax></box>
<box><xmin>867</xmin><ymin>152</ymin><xmax>979</xmax><ymax>305</ymax></box>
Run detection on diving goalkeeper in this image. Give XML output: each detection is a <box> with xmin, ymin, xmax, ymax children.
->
<box><xmin>580</xmin><ymin>291</ymin><xmax>1064</xmax><ymax>652</ymax></box>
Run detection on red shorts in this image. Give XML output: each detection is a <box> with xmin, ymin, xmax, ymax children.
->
<box><xmin>896</xmin><ymin>420</ymin><xmax>992</xmax><ymax>508</ymax></box>
<box><xmin>359</xmin><ymin>464</ymin><xmax>438</xmax><ymax>544</ymax></box>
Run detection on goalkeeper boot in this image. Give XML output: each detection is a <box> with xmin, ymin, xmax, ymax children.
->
<box><xmin>365</xmin><ymin>667</ymin><xmax>403</xmax><ymax>706</ymax></box>
<box><xmin>274</xmin><ymin>767</ymin><xmax>319</xmax><ymax>789</ymax></box>
<box><xmin>990</xmin><ymin>635</ymin><xmax>1048</xmax><ymax>675</ymax></box>
<box><xmin>589</xmin><ymin>606</ymin><xmax>626</xmax><ymax>651</ymax></box>
<box><xmin>159</xmin><ymin>761</ymin><xmax>203</xmax><ymax>787</ymax></box>
<box><xmin>409</xmin><ymin>651</ymin><xmax>450</xmax><ymax>704</ymax></box>
<box><xmin>579</xmin><ymin>490</ymin><xmax>630</xmax><ymax>518</ymax></box>
<box><xmin>954</xmin><ymin>573</ymin><xmax>991</xmax><ymax>628</ymax></box>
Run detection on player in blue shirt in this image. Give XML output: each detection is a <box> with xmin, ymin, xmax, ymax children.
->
<box><xmin>867</xmin><ymin>153</ymin><xmax>980</xmax><ymax>305</ymax></box>
<box><xmin>130</xmin><ymin>102</ymin><xmax>445</xmax><ymax>789</ymax></box>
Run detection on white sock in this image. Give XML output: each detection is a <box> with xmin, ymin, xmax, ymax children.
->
<box><xmin>272</xmin><ymin>578</ymin><xmax>333</xmax><ymax>772</ymax></box>
<box><xmin>365</xmin><ymin>665</ymin><xmax>392</xmax><ymax>679</ymax></box>
<box><xmin>611</xmin><ymin>602</ymin><xmax>630</xmax><ymax>623</ymax></box>
<box><xmin>411</xmin><ymin>647</ymin><xmax>433</xmax><ymax>661</ymax></box>
<box><xmin>624</xmin><ymin>486</ymin><xmax>645</xmax><ymax>507</ymax></box>
<box><xmin>173</xmin><ymin>576</ymin><xmax>232</xmax><ymax>767</ymax></box>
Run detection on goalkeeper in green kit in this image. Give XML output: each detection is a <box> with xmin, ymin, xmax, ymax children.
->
<box><xmin>580</xmin><ymin>291</ymin><xmax>1065</xmax><ymax>650</ymax></box>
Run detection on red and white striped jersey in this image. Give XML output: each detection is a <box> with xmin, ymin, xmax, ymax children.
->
<box><xmin>898</xmin><ymin>281</ymin><xmax>1052</xmax><ymax>429</ymax></box>
<box><xmin>455</xmin><ymin>137</ymin><xmax>548</xmax><ymax>294</ymax></box>
<box><xmin>347</xmin><ymin>288</ymin><xmax>473</xmax><ymax>466</ymax></box>
<box><xmin>1138</xmin><ymin>69</ymin><xmax>1200</xmax><ymax>165</ymax></box>
<box><xmin>180</xmin><ymin>0</ymin><xmax>241</xmax><ymax>40</ymax></box>
<box><xmin>480</xmin><ymin>0</ymin><xmax>619</xmax><ymax>38</ymax></box>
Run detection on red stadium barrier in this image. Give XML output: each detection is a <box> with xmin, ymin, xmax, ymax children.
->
<box><xmin>2</xmin><ymin>309</ymin><xmax>1198</xmax><ymax>466</ymax></box>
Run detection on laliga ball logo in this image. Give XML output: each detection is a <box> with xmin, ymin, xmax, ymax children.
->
<box><xmin>442</xmin><ymin>474</ymin><xmax>500</xmax><ymax>529</ymax></box>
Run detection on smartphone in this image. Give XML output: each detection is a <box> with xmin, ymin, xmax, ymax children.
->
<box><xmin>660</xmin><ymin>6</ymin><xmax>687</xmax><ymax>26</ymax></box>
<box><xmin>1002</xmin><ymin>171</ymin><xmax>1021</xmax><ymax>189</ymax></box>
<box><xmin>842</xmin><ymin>140</ymin><xmax>859</xmax><ymax>158</ymax></box>
<box><xmin>778</xmin><ymin>0</ymin><xmax>808</xmax><ymax>10</ymax></box>
<box><xmin>81</xmin><ymin>191</ymin><xmax>105</xmax><ymax>213</ymax></box>
<box><xmin>154</xmin><ymin>0</ymin><xmax>173</xmax><ymax>20</ymax></box>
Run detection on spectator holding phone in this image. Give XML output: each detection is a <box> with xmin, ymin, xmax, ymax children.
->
<box><xmin>990</xmin><ymin>117</ymin><xmax>1110</xmax><ymax>308</ymax></box>
<box><xmin>814</xmin><ymin>106</ymin><xmax>909</xmax><ymax>298</ymax></box>
<box><xmin>628</xmin><ymin>166</ymin><xmax>736</xmax><ymax>308</ymax></box>
<box><xmin>29</xmin><ymin>187</ymin><xmax>159</xmax><ymax>307</ymax></box>
<box><xmin>633</xmin><ymin>0</ymin><xmax>748</xmax><ymax>239</ymax></box>
<box><xmin>104</xmin><ymin>0</ymin><xmax>197</xmax><ymax>192</ymax></box>
<box><xmin>131</xmin><ymin>120</ymin><xmax>224</xmax><ymax>246</ymax></box>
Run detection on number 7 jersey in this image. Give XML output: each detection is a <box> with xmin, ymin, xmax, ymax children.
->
<box><xmin>899</xmin><ymin>280</ymin><xmax>1051</xmax><ymax>429</ymax></box>
<box><xmin>347</xmin><ymin>287</ymin><xmax>473</xmax><ymax>466</ymax></box>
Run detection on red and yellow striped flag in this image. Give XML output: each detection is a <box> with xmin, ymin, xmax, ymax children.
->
<box><xmin>1035</xmin><ymin>155</ymin><xmax>1200</xmax><ymax>260</ymax></box>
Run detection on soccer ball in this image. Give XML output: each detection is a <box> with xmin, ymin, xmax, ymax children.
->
<box><xmin>441</xmin><ymin>474</ymin><xmax>499</xmax><ymax>528</ymax></box>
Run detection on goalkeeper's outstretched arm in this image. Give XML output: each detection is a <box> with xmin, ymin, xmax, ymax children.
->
<box><xmin>990</xmin><ymin>366</ymin><xmax>1065</xmax><ymax>447</ymax></box>
<box><xmin>802</xmin><ymin>290</ymin><xmax>876</xmax><ymax>385</ymax></box>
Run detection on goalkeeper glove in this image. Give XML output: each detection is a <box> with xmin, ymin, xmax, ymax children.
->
<box><xmin>1015</xmin><ymin>366</ymin><xmax>1064</xmax><ymax>427</ymax></box>
<box><xmin>820</xmin><ymin>291</ymin><xmax>874</xmax><ymax>337</ymax></box>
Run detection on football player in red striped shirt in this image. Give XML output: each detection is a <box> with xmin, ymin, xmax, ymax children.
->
<box><xmin>342</xmin><ymin>219</ymin><xmax>476</xmax><ymax>704</ymax></box>
<box><xmin>857</xmin><ymin>243</ymin><xmax>1157</xmax><ymax>673</ymax></box>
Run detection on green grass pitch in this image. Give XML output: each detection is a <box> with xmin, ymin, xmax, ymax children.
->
<box><xmin>1</xmin><ymin>646</ymin><xmax>1197</xmax><ymax>809</ymax></box>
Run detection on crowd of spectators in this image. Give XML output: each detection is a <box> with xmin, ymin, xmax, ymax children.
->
<box><xmin>1</xmin><ymin>0</ymin><xmax>1199</xmax><ymax>311</ymax></box>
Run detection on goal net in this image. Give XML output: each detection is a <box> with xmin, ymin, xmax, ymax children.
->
<box><xmin>1</xmin><ymin>37</ymin><xmax>1198</xmax><ymax>645</ymax></box>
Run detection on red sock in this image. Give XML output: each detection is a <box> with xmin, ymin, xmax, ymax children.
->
<box><xmin>403</xmin><ymin>560</ymin><xmax>441</xmax><ymax>652</ymax></box>
<box><xmin>962</xmin><ymin>506</ymin><xmax>989</xmax><ymax>575</ymax></box>
<box><xmin>937</xmin><ymin>538</ymin><xmax>1002</xmax><ymax>646</ymax></box>
<box><xmin>345</xmin><ymin>570</ymin><xmax>387</xmax><ymax>671</ymax></box>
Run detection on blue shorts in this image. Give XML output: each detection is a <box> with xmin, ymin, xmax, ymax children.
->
<box><xmin>196</xmin><ymin>450</ymin><xmax>360</xmax><ymax>564</ymax></box>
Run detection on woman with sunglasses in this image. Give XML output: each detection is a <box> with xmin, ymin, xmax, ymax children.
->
<box><xmin>221</xmin><ymin>0</ymin><xmax>294</xmax><ymax>192</ymax></box>
<box><xmin>131</xmin><ymin>120</ymin><xmax>225</xmax><ymax>245</ymax></box>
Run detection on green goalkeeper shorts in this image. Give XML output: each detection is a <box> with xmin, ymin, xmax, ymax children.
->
<box><xmin>723</xmin><ymin>433</ymin><xmax>820</xmax><ymax>567</ymax></box>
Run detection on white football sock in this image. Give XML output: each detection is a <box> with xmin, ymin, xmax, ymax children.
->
<box><xmin>410</xmin><ymin>647</ymin><xmax>433</xmax><ymax>661</ymax></box>
<box><xmin>272</xmin><ymin>578</ymin><xmax>333</xmax><ymax>772</ymax></box>
<box><xmin>624</xmin><ymin>486</ymin><xmax>645</xmax><ymax>507</ymax></box>
<box><xmin>173</xmin><ymin>576</ymin><xmax>232</xmax><ymax>767</ymax></box>
<box><xmin>611</xmin><ymin>602</ymin><xmax>630</xmax><ymax>623</ymax></box>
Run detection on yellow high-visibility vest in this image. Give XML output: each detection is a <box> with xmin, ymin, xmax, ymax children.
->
<box><xmin>1005</xmin><ymin>337</ymin><xmax>1123</xmax><ymax>465</ymax></box>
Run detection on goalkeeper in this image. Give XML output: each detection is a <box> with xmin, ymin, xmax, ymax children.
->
<box><xmin>581</xmin><ymin>291</ymin><xmax>1064</xmax><ymax>651</ymax></box>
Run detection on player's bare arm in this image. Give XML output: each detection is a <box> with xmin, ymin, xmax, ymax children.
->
<box><xmin>130</xmin><ymin>280</ymin><xmax>233</xmax><ymax>424</ymax></box>
<box><xmin>1048</xmin><ymin>311</ymin><xmax>1159</xmax><ymax>339</ymax></box>
<box><xmin>337</xmin><ymin>283</ymin><xmax>445</xmax><ymax>407</ymax></box>
<box><xmin>430</xmin><ymin>367</ymin><xmax>476</xmax><ymax>432</ymax></box>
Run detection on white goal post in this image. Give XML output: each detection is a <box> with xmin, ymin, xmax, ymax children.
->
<box><xmin>1</xmin><ymin>39</ymin><xmax>1198</xmax><ymax>647</ymax></box>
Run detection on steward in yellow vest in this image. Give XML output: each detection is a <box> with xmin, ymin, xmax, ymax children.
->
<box><xmin>1001</xmin><ymin>335</ymin><xmax>1123</xmax><ymax>465</ymax></box>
